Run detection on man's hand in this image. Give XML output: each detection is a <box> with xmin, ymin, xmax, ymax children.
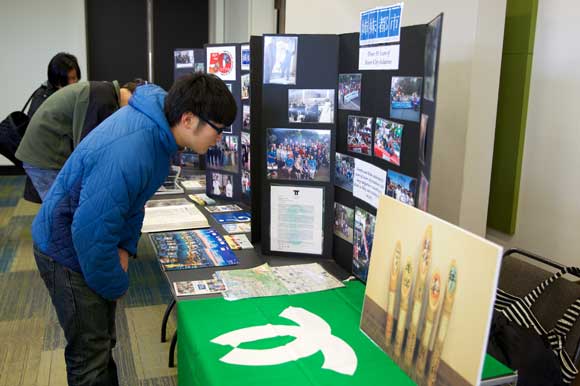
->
<box><xmin>118</xmin><ymin>248</ymin><xmax>129</xmax><ymax>272</ymax></box>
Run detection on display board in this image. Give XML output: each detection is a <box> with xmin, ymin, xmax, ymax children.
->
<box><xmin>252</xmin><ymin>34</ymin><xmax>338</xmax><ymax>259</ymax></box>
<box><xmin>361</xmin><ymin>195</ymin><xmax>502</xmax><ymax>386</ymax></box>
<box><xmin>333</xmin><ymin>15</ymin><xmax>443</xmax><ymax>277</ymax></box>
<box><xmin>173</xmin><ymin>48</ymin><xmax>206</xmax><ymax>81</ymax></box>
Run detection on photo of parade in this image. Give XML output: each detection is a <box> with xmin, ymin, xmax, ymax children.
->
<box><xmin>243</xmin><ymin>105</ymin><xmax>250</xmax><ymax>131</ymax></box>
<box><xmin>338</xmin><ymin>73</ymin><xmax>362</xmax><ymax>110</ymax></box>
<box><xmin>288</xmin><ymin>89</ymin><xmax>335</xmax><ymax>123</ymax></box>
<box><xmin>373</xmin><ymin>118</ymin><xmax>403</xmax><ymax>166</ymax></box>
<box><xmin>390</xmin><ymin>76</ymin><xmax>423</xmax><ymax>122</ymax></box>
<box><xmin>266</xmin><ymin>128</ymin><xmax>330</xmax><ymax>182</ymax></box>
<box><xmin>334</xmin><ymin>202</ymin><xmax>354</xmax><ymax>243</ymax></box>
<box><xmin>353</xmin><ymin>207</ymin><xmax>376</xmax><ymax>282</ymax></box>
<box><xmin>241</xmin><ymin>170</ymin><xmax>251</xmax><ymax>197</ymax></box>
<box><xmin>387</xmin><ymin>170</ymin><xmax>417</xmax><ymax>207</ymax></box>
<box><xmin>206</xmin><ymin>134</ymin><xmax>239</xmax><ymax>173</ymax></box>
<box><xmin>263</xmin><ymin>35</ymin><xmax>298</xmax><ymax>85</ymax></box>
<box><xmin>174</xmin><ymin>49</ymin><xmax>194</xmax><ymax>68</ymax></box>
<box><xmin>347</xmin><ymin>115</ymin><xmax>373</xmax><ymax>155</ymax></box>
<box><xmin>241</xmin><ymin>132</ymin><xmax>250</xmax><ymax>171</ymax></box>
<box><xmin>335</xmin><ymin>152</ymin><xmax>355</xmax><ymax>192</ymax></box>
<box><xmin>210</xmin><ymin>172</ymin><xmax>235</xmax><ymax>198</ymax></box>
<box><xmin>241</xmin><ymin>73</ymin><xmax>250</xmax><ymax>100</ymax></box>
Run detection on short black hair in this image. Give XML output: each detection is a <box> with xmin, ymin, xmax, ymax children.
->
<box><xmin>164</xmin><ymin>73</ymin><xmax>237</xmax><ymax>128</ymax></box>
<box><xmin>121</xmin><ymin>78</ymin><xmax>149</xmax><ymax>93</ymax></box>
<box><xmin>47</xmin><ymin>52</ymin><xmax>81</xmax><ymax>88</ymax></box>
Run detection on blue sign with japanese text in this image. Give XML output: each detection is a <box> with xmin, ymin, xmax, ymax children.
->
<box><xmin>360</xmin><ymin>3</ymin><xmax>403</xmax><ymax>46</ymax></box>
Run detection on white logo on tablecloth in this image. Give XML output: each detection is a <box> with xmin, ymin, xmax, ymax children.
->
<box><xmin>211</xmin><ymin>306</ymin><xmax>357</xmax><ymax>375</ymax></box>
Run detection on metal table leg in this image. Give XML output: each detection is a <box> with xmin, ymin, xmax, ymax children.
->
<box><xmin>161</xmin><ymin>298</ymin><xmax>176</xmax><ymax>343</ymax></box>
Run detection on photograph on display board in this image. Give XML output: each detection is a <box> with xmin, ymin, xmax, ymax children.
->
<box><xmin>241</xmin><ymin>132</ymin><xmax>250</xmax><ymax>171</ymax></box>
<box><xmin>373</xmin><ymin>118</ymin><xmax>403</xmax><ymax>166</ymax></box>
<box><xmin>424</xmin><ymin>15</ymin><xmax>442</xmax><ymax>102</ymax></box>
<box><xmin>194</xmin><ymin>62</ymin><xmax>205</xmax><ymax>73</ymax></box>
<box><xmin>338</xmin><ymin>73</ymin><xmax>362</xmax><ymax>111</ymax></box>
<box><xmin>242</xmin><ymin>105</ymin><xmax>250</xmax><ymax>131</ymax></box>
<box><xmin>266</xmin><ymin>128</ymin><xmax>330</xmax><ymax>182</ymax></box>
<box><xmin>241</xmin><ymin>73</ymin><xmax>250</xmax><ymax>100</ymax></box>
<box><xmin>347</xmin><ymin>115</ymin><xmax>373</xmax><ymax>156</ymax></box>
<box><xmin>390</xmin><ymin>76</ymin><xmax>423</xmax><ymax>122</ymax></box>
<box><xmin>361</xmin><ymin>196</ymin><xmax>503</xmax><ymax>386</ymax></box>
<box><xmin>210</xmin><ymin>172</ymin><xmax>235</xmax><ymax>199</ymax></box>
<box><xmin>387</xmin><ymin>170</ymin><xmax>417</xmax><ymax>207</ymax></box>
<box><xmin>174</xmin><ymin>151</ymin><xmax>199</xmax><ymax>168</ymax></box>
<box><xmin>207</xmin><ymin>135</ymin><xmax>239</xmax><ymax>173</ymax></box>
<box><xmin>334</xmin><ymin>202</ymin><xmax>354</xmax><ymax>244</ymax></box>
<box><xmin>419</xmin><ymin>113</ymin><xmax>428</xmax><ymax>164</ymax></box>
<box><xmin>418</xmin><ymin>172</ymin><xmax>429</xmax><ymax>211</ymax></box>
<box><xmin>241</xmin><ymin>44</ymin><xmax>250</xmax><ymax>71</ymax></box>
<box><xmin>288</xmin><ymin>89</ymin><xmax>335</xmax><ymax>123</ymax></box>
<box><xmin>241</xmin><ymin>170</ymin><xmax>251</xmax><ymax>198</ymax></box>
<box><xmin>207</xmin><ymin>46</ymin><xmax>236</xmax><ymax>81</ymax></box>
<box><xmin>263</xmin><ymin>35</ymin><xmax>298</xmax><ymax>85</ymax></box>
<box><xmin>353</xmin><ymin>207</ymin><xmax>376</xmax><ymax>282</ymax></box>
<box><xmin>335</xmin><ymin>152</ymin><xmax>355</xmax><ymax>192</ymax></box>
<box><xmin>174</xmin><ymin>49</ymin><xmax>194</xmax><ymax>68</ymax></box>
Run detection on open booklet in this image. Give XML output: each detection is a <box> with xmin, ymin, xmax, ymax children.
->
<box><xmin>142</xmin><ymin>198</ymin><xmax>209</xmax><ymax>233</ymax></box>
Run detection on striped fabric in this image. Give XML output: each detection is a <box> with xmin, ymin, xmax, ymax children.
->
<box><xmin>494</xmin><ymin>266</ymin><xmax>579</xmax><ymax>384</ymax></box>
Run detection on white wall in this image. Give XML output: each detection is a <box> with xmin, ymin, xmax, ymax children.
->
<box><xmin>0</xmin><ymin>0</ymin><xmax>87</xmax><ymax>166</ymax></box>
<box><xmin>487</xmin><ymin>0</ymin><xmax>580</xmax><ymax>267</ymax></box>
<box><xmin>209</xmin><ymin>0</ymin><xmax>276</xmax><ymax>44</ymax></box>
<box><xmin>285</xmin><ymin>0</ymin><xmax>506</xmax><ymax>236</ymax></box>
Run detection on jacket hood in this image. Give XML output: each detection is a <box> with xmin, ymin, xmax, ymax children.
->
<box><xmin>129</xmin><ymin>84</ymin><xmax>177</xmax><ymax>155</ymax></box>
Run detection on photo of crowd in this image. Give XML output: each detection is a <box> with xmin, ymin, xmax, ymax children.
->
<box><xmin>334</xmin><ymin>202</ymin><xmax>354</xmax><ymax>243</ymax></box>
<box><xmin>174</xmin><ymin>49</ymin><xmax>194</xmax><ymax>68</ymax></box>
<box><xmin>206</xmin><ymin>135</ymin><xmax>239</xmax><ymax>173</ymax></box>
<box><xmin>373</xmin><ymin>118</ymin><xmax>403</xmax><ymax>166</ymax></box>
<box><xmin>263</xmin><ymin>35</ymin><xmax>298</xmax><ymax>85</ymax></box>
<box><xmin>241</xmin><ymin>73</ymin><xmax>250</xmax><ymax>100</ymax></box>
<box><xmin>353</xmin><ymin>207</ymin><xmax>376</xmax><ymax>282</ymax></box>
<box><xmin>387</xmin><ymin>170</ymin><xmax>417</xmax><ymax>207</ymax></box>
<box><xmin>241</xmin><ymin>132</ymin><xmax>250</xmax><ymax>171</ymax></box>
<box><xmin>347</xmin><ymin>115</ymin><xmax>373</xmax><ymax>155</ymax></box>
<box><xmin>288</xmin><ymin>89</ymin><xmax>334</xmax><ymax>123</ymax></box>
<box><xmin>266</xmin><ymin>128</ymin><xmax>330</xmax><ymax>182</ymax></box>
<box><xmin>390</xmin><ymin>76</ymin><xmax>423</xmax><ymax>122</ymax></box>
<box><xmin>338</xmin><ymin>73</ymin><xmax>362</xmax><ymax>111</ymax></box>
<box><xmin>335</xmin><ymin>152</ymin><xmax>355</xmax><ymax>192</ymax></box>
<box><xmin>241</xmin><ymin>170</ymin><xmax>251</xmax><ymax>197</ymax></box>
<box><xmin>243</xmin><ymin>105</ymin><xmax>250</xmax><ymax>131</ymax></box>
<box><xmin>210</xmin><ymin>172</ymin><xmax>234</xmax><ymax>198</ymax></box>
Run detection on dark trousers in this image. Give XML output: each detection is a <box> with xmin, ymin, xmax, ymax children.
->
<box><xmin>34</xmin><ymin>246</ymin><xmax>119</xmax><ymax>386</ymax></box>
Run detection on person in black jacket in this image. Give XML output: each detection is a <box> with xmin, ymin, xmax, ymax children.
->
<box><xmin>27</xmin><ymin>52</ymin><xmax>81</xmax><ymax>118</ymax></box>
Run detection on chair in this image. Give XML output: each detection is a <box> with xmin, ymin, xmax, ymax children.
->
<box><xmin>497</xmin><ymin>248</ymin><xmax>580</xmax><ymax>381</ymax></box>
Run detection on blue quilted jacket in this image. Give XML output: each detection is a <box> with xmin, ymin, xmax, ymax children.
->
<box><xmin>32</xmin><ymin>84</ymin><xmax>177</xmax><ymax>300</ymax></box>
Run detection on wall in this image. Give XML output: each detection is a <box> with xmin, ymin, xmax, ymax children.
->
<box><xmin>209</xmin><ymin>0</ymin><xmax>276</xmax><ymax>44</ymax></box>
<box><xmin>487</xmin><ymin>0</ymin><xmax>580</xmax><ymax>267</ymax></box>
<box><xmin>0</xmin><ymin>0</ymin><xmax>87</xmax><ymax>166</ymax></box>
<box><xmin>285</xmin><ymin>0</ymin><xmax>506</xmax><ymax>236</ymax></box>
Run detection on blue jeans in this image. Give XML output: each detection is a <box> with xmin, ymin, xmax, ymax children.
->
<box><xmin>22</xmin><ymin>162</ymin><xmax>60</xmax><ymax>200</ymax></box>
<box><xmin>34</xmin><ymin>246</ymin><xmax>119</xmax><ymax>386</ymax></box>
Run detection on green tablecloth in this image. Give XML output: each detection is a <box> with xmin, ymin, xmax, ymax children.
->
<box><xmin>177</xmin><ymin>281</ymin><xmax>513</xmax><ymax>385</ymax></box>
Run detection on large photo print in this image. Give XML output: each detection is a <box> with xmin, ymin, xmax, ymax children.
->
<box><xmin>263</xmin><ymin>36</ymin><xmax>298</xmax><ymax>85</ymax></box>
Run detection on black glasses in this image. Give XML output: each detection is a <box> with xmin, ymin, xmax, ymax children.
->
<box><xmin>198</xmin><ymin>114</ymin><xmax>223</xmax><ymax>135</ymax></box>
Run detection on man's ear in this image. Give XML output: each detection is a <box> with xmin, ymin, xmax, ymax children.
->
<box><xmin>180</xmin><ymin>112</ymin><xmax>196</xmax><ymax>128</ymax></box>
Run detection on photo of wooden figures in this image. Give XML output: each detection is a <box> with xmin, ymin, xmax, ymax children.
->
<box><xmin>353</xmin><ymin>207</ymin><xmax>376</xmax><ymax>282</ymax></box>
<box><xmin>387</xmin><ymin>170</ymin><xmax>416</xmax><ymax>207</ymax></box>
<box><xmin>362</xmin><ymin>195</ymin><xmax>503</xmax><ymax>386</ymax></box>
<box><xmin>288</xmin><ymin>89</ymin><xmax>335</xmax><ymax>123</ymax></box>
<box><xmin>334</xmin><ymin>202</ymin><xmax>354</xmax><ymax>243</ymax></box>
<box><xmin>266</xmin><ymin>128</ymin><xmax>330</xmax><ymax>182</ymax></box>
<box><xmin>374</xmin><ymin>118</ymin><xmax>403</xmax><ymax>166</ymax></box>
<box><xmin>335</xmin><ymin>152</ymin><xmax>355</xmax><ymax>192</ymax></box>
<box><xmin>338</xmin><ymin>73</ymin><xmax>362</xmax><ymax>111</ymax></box>
<box><xmin>206</xmin><ymin>135</ymin><xmax>239</xmax><ymax>173</ymax></box>
<box><xmin>243</xmin><ymin>105</ymin><xmax>250</xmax><ymax>131</ymax></box>
<box><xmin>347</xmin><ymin>115</ymin><xmax>373</xmax><ymax>155</ymax></box>
<box><xmin>390</xmin><ymin>76</ymin><xmax>423</xmax><ymax>122</ymax></box>
<box><xmin>263</xmin><ymin>35</ymin><xmax>297</xmax><ymax>85</ymax></box>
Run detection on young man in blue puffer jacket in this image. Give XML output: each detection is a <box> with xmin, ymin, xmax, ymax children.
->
<box><xmin>31</xmin><ymin>73</ymin><xmax>236</xmax><ymax>386</ymax></box>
